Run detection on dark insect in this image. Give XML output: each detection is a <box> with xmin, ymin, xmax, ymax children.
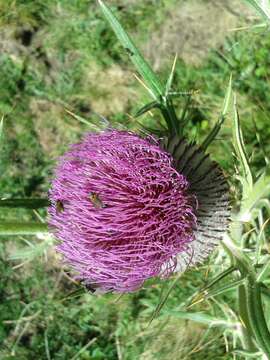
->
<box><xmin>125</xmin><ymin>47</ymin><xmax>134</xmax><ymax>56</ymax></box>
<box><xmin>56</xmin><ymin>200</ymin><xmax>64</xmax><ymax>213</ymax></box>
<box><xmin>84</xmin><ymin>283</ymin><xmax>97</xmax><ymax>293</ymax></box>
<box><xmin>89</xmin><ymin>192</ymin><xmax>106</xmax><ymax>209</ymax></box>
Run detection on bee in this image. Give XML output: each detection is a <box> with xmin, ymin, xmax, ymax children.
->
<box><xmin>56</xmin><ymin>200</ymin><xmax>64</xmax><ymax>214</ymax></box>
<box><xmin>89</xmin><ymin>192</ymin><xmax>106</xmax><ymax>209</ymax></box>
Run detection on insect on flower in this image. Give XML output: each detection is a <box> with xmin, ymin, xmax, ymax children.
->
<box><xmin>56</xmin><ymin>200</ymin><xmax>64</xmax><ymax>214</ymax></box>
<box><xmin>88</xmin><ymin>192</ymin><xmax>106</xmax><ymax>209</ymax></box>
<box><xmin>49</xmin><ymin>130</ymin><xmax>230</xmax><ymax>293</ymax></box>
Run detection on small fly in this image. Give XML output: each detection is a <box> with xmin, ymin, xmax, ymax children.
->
<box><xmin>56</xmin><ymin>200</ymin><xmax>64</xmax><ymax>214</ymax></box>
<box><xmin>85</xmin><ymin>283</ymin><xmax>97</xmax><ymax>293</ymax></box>
<box><xmin>89</xmin><ymin>192</ymin><xmax>106</xmax><ymax>209</ymax></box>
<box><xmin>125</xmin><ymin>47</ymin><xmax>134</xmax><ymax>56</ymax></box>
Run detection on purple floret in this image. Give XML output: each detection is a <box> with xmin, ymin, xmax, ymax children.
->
<box><xmin>48</xmin><ymin>130</ymin><xmax>197</xmax><ymax>292</ymax></box>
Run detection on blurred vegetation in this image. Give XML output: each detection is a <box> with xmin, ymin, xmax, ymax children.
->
<box><xmin>1</xmin><ymin>0</ymin><xmax>270</xmax><ymax>359</ymax></box>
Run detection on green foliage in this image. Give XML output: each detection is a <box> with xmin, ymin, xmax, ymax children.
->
<box><xmin>244</xmin><ymin>0</ymin><xmax>270</xmax><ymax>22</ymax></box>
<box><xmin>1</xmin><ymin>0</ymin><xmax>270</xmax><ymax>359</ymax></box>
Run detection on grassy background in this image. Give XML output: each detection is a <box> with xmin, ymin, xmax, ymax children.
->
<box><xmin>1</xmin><ymin>1</ymin><xmax>270</xmax><ymax>359</ymax></box>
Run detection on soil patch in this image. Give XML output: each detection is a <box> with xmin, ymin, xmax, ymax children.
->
<box><xmin>144</xmin><ymin>0</ymin><xmax>253</xmax><ymax>68</ymax></box>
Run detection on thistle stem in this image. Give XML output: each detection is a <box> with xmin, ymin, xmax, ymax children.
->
<box><xmin>238</xmin><ymin>284</ymin><xmax>257</xmax><ymax>352</ymax></box>
<box><xmin>245</xmin><ymin>278</ymin><xmax>270</xmax><ymax>358</ymax></box>
<box><xmin>223</xmin><ymin>235</ymin><xmax>270</xmax><ymax>358</ymax></box>
<box><xmin>0</xmin><ymin>198</ymin><xmax>50</xmax><ymax>209</ymax></box>
<box><xmin>0</xmin><ymin>222</ymin><xmax>48</xmax><ymax>235</ymax></box>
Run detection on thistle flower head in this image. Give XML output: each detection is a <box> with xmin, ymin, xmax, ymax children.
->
<box><xmin>49</xmin><ymin>131</ymin><xmax>197</xmax><ymax>292</ymax></box>
<box><xmin>49</xmin><ymin>130</ymin><xmax>229</xmax><ymax>293</ymax></box>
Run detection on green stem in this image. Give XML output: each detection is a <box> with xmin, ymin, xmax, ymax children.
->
<box><xmin>223</xmin><ymin>235</ymin><xmax>270</xmax><ymax>358</ymax></box>
<box><xmin>0</xmin><ymin>198</ymin><xmax>50</xmax><ymax>209</ymax></box>
<box><xmin>245</xmin><ymin>278</ymin><xmax>270</xmax><ymax>358</ymax></box>
<box><xmin>0</xmin><ymin>222</ymin><xmax>48</xmax><ymax>235</ymax></box>
<box><xmin>238</xmin><ymin>284</ymin><xmax>257</xmax><ymax>352</ymax></box>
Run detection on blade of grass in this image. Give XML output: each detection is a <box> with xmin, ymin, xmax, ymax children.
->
<box><xmin>98</xmin><ymin>0</ymin><xmax>164</xmax><ymax>101</ymax></box>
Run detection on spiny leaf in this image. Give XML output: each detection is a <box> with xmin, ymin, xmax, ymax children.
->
<box><xmin>233</xmin><ymin>94</ymin><xmax>253</xmax><ymax>193</ymax></box>
<box><xmin>135</xmin><ymin>101</ymin><xmax>160</xmax><ymax>118</ymax></box>
<box><xmin>257</xmin><ymin>256</ymin><xmax>270</xmax><ymax>282</ymax></box>
<box><xmin>232</xmin><ymin>349</ymin><xmax>263</xmax><ymax>358</ymax></box>
<box><xmin>98</xmin><ymin>0</ymin><xmax>164</xmax><ymax>101</ymax></box>
<box><xmin>147</xmin><ymin>271</ymin><xmax>184</xmax><ymax>327</ymax></box>
<box><xmin>201</xmin><ymin>74</ymin><xmax>232</xmax><ymax>150</ymax></box>
<box><xmin>165</xmin><ymin>311</ymin><xmax>231</xmax><ymax>327</ymax></box>
<box><xmin>65</xmin><ymin>109</ymin><xmax>93</xmax><ymax>127</ymax></box>
<box><xmin>238</xmin><ymin>171</ymin><xmax>270</xmax><ymax>222</ymax></box>
<box><xmin>244</xmin><ymin>0</ymin><xmax>270</xmax><ymax>23</ymax></box>
<box><xmin>188</xmin><ymin>267</ymin><xmax>236</xmax><ymax>307</ymax></box>
<box><xmin>203</xmin><ymin>278</ymin><xmax>246</xmax><ymax>299</ymax></box>
<box><xmin>222</xmin><ymin>73</ymin><xmax>233</xmax><ymax>117</ymax></box>
<box><xmin>165</xmin><ymin>54</ymin><xmax>177</xmax><ymax>96</ymax></box>
<box><xmin>189</xmin><ymin>278</ymin><xmax>246</xmax><ymax>308</ymax></box>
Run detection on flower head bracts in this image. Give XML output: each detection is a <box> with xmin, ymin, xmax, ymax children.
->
<box><xmin>162</xmin><ymin>136</ymin><xmax>230</xmax><ymax>272</ymax></box>
<box><xmin>49</xmin><ymin>131</ymin><xmax>197</xmax><ymax>293</ymax></box>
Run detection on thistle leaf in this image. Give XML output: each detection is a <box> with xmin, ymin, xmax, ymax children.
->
<box><xmin>232</xmin><ymin>349</ymin><xmax>263</xmax><ymax>358</ymax></box>
<box><xmin>65</xmin><ymin>109</ymin><xmax>93</xmax><ymax>127</ymax></box>
<box><xmin>244</xmin><ymin>0</ymin><xmax>270</xmax><ymax>23</ymax></box>
<box><xmin>147</xmin><ymin>272</ymin><xmax>184</xmax><ymax>326</ymax></box>
<box><xmin>189</xmin><ymin>266</ymin><xmax>236</xmax><ymax>306</ymax></box>
<box><xmin>238</xmin><ymin>171</ymin><xmax>270</xmax><ymax>222</ymax></box>
<box><xmin>165</xmin><ymin>311</ymin><xmax>231</xmax><ymax>327</ymax></box>
<box><xmin>189</xmin><ymin>278</ymin><xmax>245</xmax><ymax>307</ymax></box>
<box><xmin>201</xmin><ymin>74</ymin><xmax>232</xmax><ymax>150</ymax></box>
<box><xmin>222</xmin><ymin>73</ymin><xmax>233</xmax><ymax>117</ymax></box>
<box><xmin>233</xmin><ymin>95</ymin><xmax>253</xmax><ymax>193</ymax></box>
<box><xmin>203</xmin><ymin>278</ymin><xmax>246</xmax><ymax>299</ymax></box>
<box><xmin>135</xmin><ymin>101</ymin><xmax>160</xmax><ymax>118</ymax></box>
<box><xmin>165</xmin><ymin>54</ymin><xmax>177</xmax><ymax>96</ymax></box>
<box><xmin>98</xmin><ymin>0</ymin><xmax>164</xmax><ymax>101</ymax></box>
<box><xmin>257</xmin><ymin>259</ymin><xmax>270</xmax><ymax>282</ymax></box>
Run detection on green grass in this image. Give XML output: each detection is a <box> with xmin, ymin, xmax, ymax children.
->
<box><xmin>1</xmin><ymin>1</ymin><xmax>270</xmax><ymax>359</ymax></box>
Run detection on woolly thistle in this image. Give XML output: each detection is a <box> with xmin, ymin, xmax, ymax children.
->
<box><xmin>49</xmin><ymin>130</ymin><xmax>229</xmax><ymax>293</ymax></box>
